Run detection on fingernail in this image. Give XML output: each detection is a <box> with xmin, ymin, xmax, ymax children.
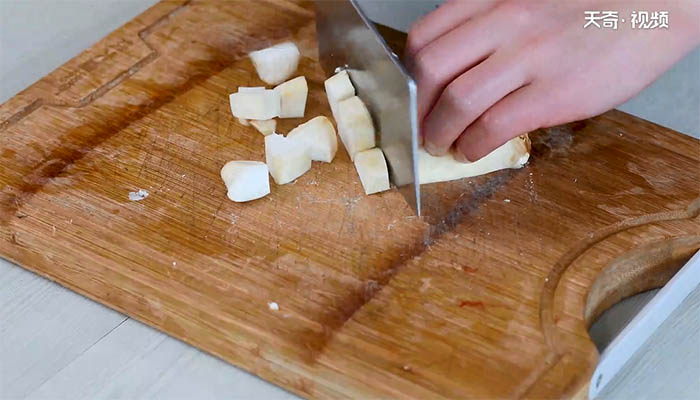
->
<box><xmin>424</xmin><ymin>141</ymin><xmax>440</xmax><ymax>155</ymax></box>
<box><xmin>453</xmin><ymin>149</ymin><xmax>471</xmax><ymax>163</ymax></box>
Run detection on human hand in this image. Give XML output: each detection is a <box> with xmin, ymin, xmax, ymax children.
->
<box><xmin>406</xmin><ymin>0</ymin><xmax>700</xmax><ymax>161</ymax></box>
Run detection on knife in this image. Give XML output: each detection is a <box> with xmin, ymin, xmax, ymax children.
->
<box><xmin>315</xmin><ymin>0</ymin><xmax>421</xmax><ymax>216</ymax></box>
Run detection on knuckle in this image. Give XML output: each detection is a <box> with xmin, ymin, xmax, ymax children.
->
<box><xmin>408</xmin><ymin>19</ymin><xmax>423</xmax><ymax>36</ymax></box>
<box><xmin>406</xmin><ymin>34</ymin><xmax>419</xmax><ymax>56</ymax></box>
<box><xmin>413</xmin><ymin>49</ymin><xmax>441</xmax><ymax>85</ymax></box>
<box><xmin>479</xmin><ymin>109</ymin><xmax>506</xmax><ymax>135</ymax></box>
<box><xmin>502</xmin><ymin>0</ymin><xmax>533</xmax><ymax>26</ymax></box>
<box><xmin>442</xmin><ymin>83</ymin><xmax>474</xmax><ymax>115</ymax></box>
<box><xmin>406</xmin><ymin>22</ymin><xmax>426</xmax><ymax>54</ymax></box>
<box><xmin>412</xmin><ymin>49</ymin><xmax>429</xmax><ymax>72</ymax></box>
<box><xmin>443</xmin><ymin>84</ymin><xmax>464</xmax><ymax>108</ymax></box>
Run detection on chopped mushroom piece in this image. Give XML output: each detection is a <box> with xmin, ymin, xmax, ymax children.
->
<box><xmin>354</xmin><ymin>148</ymin><xmax>390</xmax><ymax>195</ymax></box>
<box><xmin>324</xmin><ymin>70</ymin><xmax>355</xmax><ymax>121</ymax></box>
<box><xmin>238</xmin><ymin>87</ymin><xmax>266</xmax><ymax>93</ymax></box>
<box><xmin>274</xmin><ymin>76</ymin><xmax>308</xmax><ymax>118</ymax></box>
<box><xmin>287</xmin><ymin>116</ymin><xmax>337</xmax><ymax>163</ymax></box>
<box><xmin>264</xmin><ymin>133</ymin><xmax>312</xmax><ymax>184</ymax></box>
<box><xmin>336</xmin><ymin>96</ymin><xmax>376</xmax><ymax>160</ymax></box>
<box><xmin>250</xmin><ymin>119</ymin><xmax>277</xmax><ymax>136</ymax></box>
<box><xmin>229</xmin><ymin>89</ymin><xmax>280</xmax><ymax>120</ymax></box>
<box><xmin>249</xmin><ymin>42</ymin><xmax>300</xmax><ymax>85</ymax></box>
<box><xmin>220</xmin><ymin>161</ymin><xmax>270</xmax><ymax>202</ymax></box>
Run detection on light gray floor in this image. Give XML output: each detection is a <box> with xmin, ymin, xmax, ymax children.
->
<box><xmin>1</xmin><ymin>1</ymin><xmax>699</xmax><ymax>399</ymax></box>
<box><xmin>599</xmin><ymin>286</ymin><xmax>700</xmax><ymax>400</ymax></box>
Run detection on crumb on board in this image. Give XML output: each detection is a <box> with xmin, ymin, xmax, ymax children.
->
<box><xmin>268</xmin><ymin>301</ymin><xmax>279</xmax><ymax>311</ymax></box>
<box><xmin>419</xmin><ymin>277</ymin><xmax>431</xmax><ymax>292</ymax></box>
<box><xmin>504</xmin><ymin>198</ymin><xmax>511</xmax><ymax>203</ymax></box>
<box><xmin>128</xmin><ymin>189</ymin><xmax>149</xmax><ymax>201</ymax></box>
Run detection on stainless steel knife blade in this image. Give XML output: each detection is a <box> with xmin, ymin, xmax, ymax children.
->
<box><xmin>315</xmin><ymin>0</ymin><xmax>421</xmax><ymax>215</ymax></box>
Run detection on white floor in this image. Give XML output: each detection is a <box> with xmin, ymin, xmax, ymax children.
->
<box><xmin>1</xmin><ymin>1</ymin><xmax>699</xmax><ymax>399</ymax></box>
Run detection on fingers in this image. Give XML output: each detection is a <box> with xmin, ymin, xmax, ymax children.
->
<box><xmin>405</xmin><ymin>0</ymin><xmax>501</xmax><ymax>59</ymax></box>
<box><xmin>453</xmin><ymin>84</ymin><xmax>545</xmax><ymax>162</ymax></box>
<box><xmin>422</xmin><ymin>51</ymin><xmax>530</xmax><ymax>156</ymax></box>
<box><xmin>411</xmin><ymin>13</ymin><xmax>503</xmax><ymax>122</ymax></box>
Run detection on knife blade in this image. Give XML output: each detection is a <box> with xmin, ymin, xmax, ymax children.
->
<box><xmin>315</xmin><ymin>0</ymin><xmax>421</xmax><ymax>215</ymax></box>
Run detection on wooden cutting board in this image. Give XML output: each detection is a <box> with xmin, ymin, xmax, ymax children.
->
<box><xmin>1</xmin><ymin>1</ymin><xmax>698</xmax><ymax>398</ymax></box>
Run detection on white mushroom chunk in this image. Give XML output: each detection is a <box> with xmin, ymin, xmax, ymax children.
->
<box><xmin>324</xmin><ymin>70</ymin><xmax>355</xmax><ymax>121</ymax></box>
<box><xmin>250</xmin><ymin>119</ymin><xmax>277</xmax><ymax>136</ymax></box>
<box><xmin>354</xmin><ymin>148</ymin><xmax>390</xmax><ymax>195</ymax></box>
<box><xmin>220</xmin><ymin>161</ymin><xmax>270</xmax><ymax>202</ymax></box>
<box><xmin>249</xmin><ymin>42</ymin><xmax>300</xmax><ymax>85</ymax></box>
<box><xmin>418</xmin><ymin>135</ymin><xmax>531</xmax><ymax>184</ymax></box>
<box><xmin>336</xmin><ymin>96</ymin><xmax>376</xmax><ymax>160</ymax></box>
<box><xmin>229</xmin><ymin>89</ymin><xmax>280</xmax><ymax>120</ymax></box>
<box><xmin>238</xmin><ymin>87</ymin><xmax>266</xmax><ymax>93</ymax></box>
<box><xmin>287</xmin><ymin>116</ymin><xmax>337</xmax><ymax>163</ymax></box>
<box><xmin>274</xmin><ymin>76</ymin><xmax>308</xmax><ymax>118</ymax></box>
<box><xmin>264</xmin><ymin>133</ymin><xmax>312</xmax><ymax>184</ymax></box>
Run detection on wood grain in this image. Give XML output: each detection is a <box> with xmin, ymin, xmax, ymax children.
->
<box><xmin>1</xmin><ymin>1</ymin><xmax>698</xmax><ymax>398</ymax></box>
